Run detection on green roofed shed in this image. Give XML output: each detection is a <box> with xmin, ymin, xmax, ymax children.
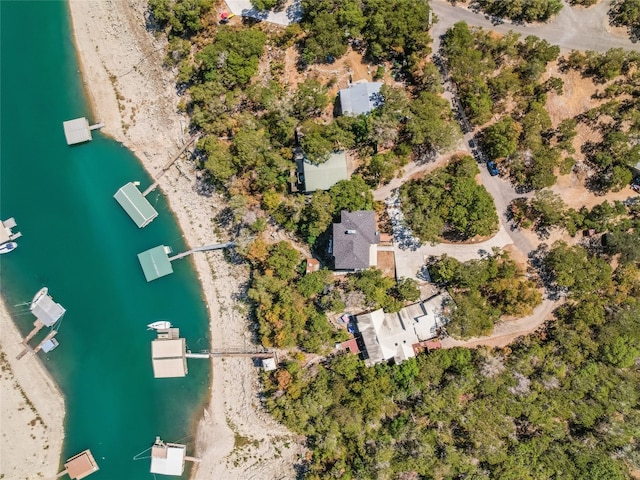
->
<box><xmin>114</xmin><ymin>182</ymin><xmax>159</xmax><ymax>228</ymax></box>
<box><xmin>138</xmin><ymin>246</ymin><xmax>173</xmax><ymax>282</ymax></box>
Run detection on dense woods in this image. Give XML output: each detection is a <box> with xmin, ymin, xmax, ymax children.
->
<box><xmin>263</xmin><ymin>236</ymin><xmax>640</xmax><ymax>478</ymax></box>
<box><xmin>400</xmin><ymin>156</ymin><xmax>499</xmax><ymax>242</ymax></box>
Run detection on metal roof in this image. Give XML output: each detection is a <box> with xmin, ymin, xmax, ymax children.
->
<box><xmin>137</xmin><ymin>246</ymin><xmax>173</xmax><ymax>282</ymax></box>
<box><xmin>339</xmin><ymin>82</ymin><xmax>383</xmax><ymax>116</ymax></box>
<box><xmin>64</xmin><ymin>450</ymin><xmax>99</xmax><ymax>479</ymax></box>
<box><xmin>357</xmin><ymin>293</ymin><xmax>452</xmax><ymax>366</ymax></box>
<box><xmin>151</xmin><ymin>338</ymin><xmax>187</xmax><ymax>378</ymax></box>
<box><xmin>30</xmin><ymin>294</ymin><xmax>66</xmax><ymax>327</ymax></box>
<box><xmin>114</xmin><ymin>182</ymin><xmax>158</xmax><ymax>228</ymax></box>
<box><xmin>63</xmin><ymin>118</ymin><xmax>92</xmax><ymax>145</ymax></box>
<box><xmin>150</xmin><ymin>443</ymin><xmax>186</xmax><ymax>475</ymax></box>
<box><xmin>302</xmin><ymin>151</ymin><xmax>348</xmax><ymax>192</ymax></box>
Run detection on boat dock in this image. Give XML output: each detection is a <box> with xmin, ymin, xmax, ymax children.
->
<box><xmin>185</xmin><ymin>347</ymin><xmax>276</xmax><ymax>360</ymax></box>
<box><xmin>56</xmin><ymin>449</ymin><xmax>99</xmax><ymax>479</ymax></box>
<box><xmin>142</xmin><ymin>133</ymin><xmax>201</xmax><ymax>196</ymax></box>
<box><xmin>63</xmin><ymin>117</ymin><xmax>104</xmax><ymax>145</ymax></box>
<box><xmin>138</xmin><ymin>242</ymin><xmax>236</xmax><ymax>282</ymax></box>
<box><xmin>0</xmin><ymin>217</ymin><xmax>21</xmax><ymax>244</ymax></box>
<box><xmin>16</xmin><ymin>287</ymin><xmax>65</xmax><ymax>360</ymax></box>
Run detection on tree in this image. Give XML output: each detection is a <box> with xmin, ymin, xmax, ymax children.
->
<box><xmin>530</xmin><ymin>189</ymin><xmax>566</xmax><ymax>228</ymax></box>
<box><xmin>405</xmin><ymin>91</ymin><xmax>460</xmax><ymax>152</ymax></box>
<box><xmin>200</xmin><ymin>136</ymin><xmax>237</xmax><ymax>184</ymax></box>
<box><xmin>328</xmin><ymin>176</ymin><xmax>374</xmax><ymax>215</ymax></box>
<box><xmin>400</xmin><ymin>156</ymin><xmax>499</xmax><ymax>242</ymax></box>
<box><xmin>394</xmin><ymin>278</ymin><xmax>420</xmax><ymax>302</ymax></box>
<box><xmin>482</xmin><ymin>117</ymin><xmax>520</xmax><ymax>159</ymax></box>
<box><xmin>609</xmin><ymin>0</ymin><xmax>640</xmax><ymax>38</ymax></box>
<box><xmin>293</xmin><ymin>79</ymin><xmax>329</xmax><ymax>119</ymax></box>
<box><xmin>196</xmin><ymin>28</ymin><xmax>267</xmax><ymax>88</ymax></box>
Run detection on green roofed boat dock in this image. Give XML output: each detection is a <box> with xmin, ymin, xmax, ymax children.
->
<box><xmin>138</xmin><ymin>242</ymin><xmax>236</xmax><ymax>282</ymax></box>
<box><xmin>113</xmin><ymin>182</ymin><xmax>159</xmax><ymax>228</ymax></box>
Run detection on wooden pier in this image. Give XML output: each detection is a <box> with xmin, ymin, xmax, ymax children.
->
<box><xmin>168</xmin><ymin>242</ymin><xmax>236</xmax><ymax>261</ymax></box>
<box><xmin>142</xmin><ymin>133</ymin><xmax>201</xmax><ymax>196</ymax></box>
<box><xmin>185</xmin><ymin>347</ymin><xmax>277</xmax><ymax>360</ymax></box>
<box><xmin>16</xmin><ymin>327</ymin><xmax>58</xmax><ymax>360</ymax></box>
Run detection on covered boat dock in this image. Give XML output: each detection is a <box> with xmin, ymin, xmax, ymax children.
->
<box><xmin>62</xmin><ymin>117</ymin><xmax>104</xmax><ymax>145</ymax></box>
<box><xmin>137</xmin><ymin>245</ymin><xmax>174</xmax><ymax>282</ymax></box>
<box><xmin>0</xmin><ymin>217</ymin><xmax>21</xmax><ymax>245</ymax></box>
<box><xmin>58</xmin><ymin>449</ymin><xmax>100</xmax><ymax>479</ymax></box>
<box><xmin>113</xmin><ymin>182</ymin><xmax>159</xmax><ymax>228</ymax></box>
<box><xmin>151</xmin><ymin>328</ymin><xmax>187</xmax><ymax>378</ymax></box>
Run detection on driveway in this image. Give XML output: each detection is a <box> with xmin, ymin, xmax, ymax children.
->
<box><xmin>394</xmin><ymin>226</ymin><xmax>513</xmax><ymax>280</ymax></box>
<box><xmin>430</xmin><ymin>0</ymin><xmax>640</xmax><ymax>53</ymax></box>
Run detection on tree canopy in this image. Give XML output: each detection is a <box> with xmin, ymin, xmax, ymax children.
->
<box><xmin>400</xmin><ymin>155</ymin><xmax>499</xmax><ymax>242</ymax></box>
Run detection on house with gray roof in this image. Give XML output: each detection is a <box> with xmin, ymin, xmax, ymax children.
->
<box><xmin>338</xmin><ymin>81</ymin><xmax>383</xmax><ymax>116</ymax></box>
<box><xmin>331</xmin><ymin>210</ymin><xmax>379</xmax><ymax>271</ymax></box>
<box><xmin>297</xmin><ymin>151</ymin><xmax>348</xmax><ymax>193</ymax></box>
<box><xmin>356</xmin><ymin>293</ymin><xmax>452</xmax><ymax>366</ymax></box>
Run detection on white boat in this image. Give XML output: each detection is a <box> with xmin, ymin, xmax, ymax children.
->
<box><xmin>147</xmin><ymin>321</ymin><xmax>172</xmax><ymax>330</ymax></box>
<box><xmin>31</xmin><ymin>286</ymin><xmax>48</xmax><ymax>307</ymax></box>
<box><xmin>0</xmin><ymin>241</ymin><xmax>18</xmax><ymax>254</ymax></box>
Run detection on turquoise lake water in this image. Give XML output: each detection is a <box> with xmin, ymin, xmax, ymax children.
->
<box><xmin>0</xmin><ymin>1</ymin><xmax>211</xmax><ymax>478</ymax></box>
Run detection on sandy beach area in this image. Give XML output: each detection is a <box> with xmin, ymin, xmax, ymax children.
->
<box><xmin>67</xmin><ymin>1</ymin><xmax>304</xmax><ymax>478</ymax></box>
<box><xmin>0</xmin><ymin>298</ymin><xmax>66</xmax><ymax>479</ymax></box>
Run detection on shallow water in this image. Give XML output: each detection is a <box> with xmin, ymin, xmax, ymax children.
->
<box><xmin>0</xmin><ymin>1</ymin><xmax>210</xmax><ymax>478</ymax></box>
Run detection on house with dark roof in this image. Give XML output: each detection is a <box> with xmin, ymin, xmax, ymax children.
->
<box><xmin>331</xmin><ymin>210</ymin><xmax>379</xmax><ymax>271</ymax></box>
<box><xmin>338</xmin><ymin>81</ymin><xmax>383</xmax><ymax>116</ymax></box>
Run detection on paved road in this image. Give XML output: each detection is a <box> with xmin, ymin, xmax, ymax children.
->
<box><xmin>430</xmin><ymin>0</ymin><xmax>640</xmax><ymax>53</ymax></box>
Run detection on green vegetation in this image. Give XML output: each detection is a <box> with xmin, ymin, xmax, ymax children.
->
<box><xmin>299</xmin><ymin>0</ymin><xmax>432</xmax><ymax>70</ymax></box>
<box><xmin>474</xmin><ymin>0</ymin><xmax>563</xmax><ymax>22</ymax></box>
<box><xmin>245</xmin><ymin>240</ymin><xmax>346</xmax><ymax>352</ymax></box>
<box><xmin>345</xmin><ymin>269</ymin><xmax>420</xmax><ymax>313</ymax></box>
<box><xmin>148</xmin><ymin>0</ymin><xmax>214</xmax><ymax>37</ymax></box>
<box><xmin>442</xmin><ymin>23</ymin><xmax>564</xmax><ymax>190</ymax></box>
<box><xmin>609</xmin><ymin>0</ymin><xmax>640</xmax><ymax>40</ymax></box>
<box><xmin>264</xmin><ymin>302</ymin><xmax>640</xmax><ymax>478</ymax></box>
<box><xmin>250</xmin><ymin>0</ymin><xmax>285</xmax><ymax>11</ymax></box>
<box><xmin>399</xmin><ymin>155</ymin><xmax>499</xmax><ymax>242</ymax></box>
<box><xmin>510</xmin><ymin>193</ymin><xmax>633</xmax><ymax>236</ymax></box>
<box><xmin>430</xmin><ymin>251</ymin><xmax>542</xmax><ymax>338</ymax></box>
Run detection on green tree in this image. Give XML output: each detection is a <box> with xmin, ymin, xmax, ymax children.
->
<box><xmin>482</xmin><ymin>117</ymin><xmax>520</xmax><ymax>159</ymax></box>
<box><xmin>405</xmin><ymin>91</ymin><xmax>460</xmax><ymax>152</ymax></box>
<box><xmin>293</xmin><ymin>79</ymin><xmax>329</xmax><ymax>119</ymax></box>
<box><xmin>328</xmin><ymin>176</ymin><xmax>374</xmax><ymax>215</ymax></box>
<box><xmin>196</xmin><ymin>28</ymin><xmax>267</xmax><ymax>88</ymax></box>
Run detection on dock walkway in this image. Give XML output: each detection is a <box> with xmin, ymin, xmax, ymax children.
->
<box><xmin>142</xmin><ymin>134</ymin><xmax>201</xmax><ymax>196</ymax></box>
<box><xmin>168</xmin><ymin>242</ymin><xmax>236</xmax><ymax>261</ymax></box>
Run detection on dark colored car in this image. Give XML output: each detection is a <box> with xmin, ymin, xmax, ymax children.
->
<box><xmin>487</xmin><ymin>160</ymin><xmax>499</xmax><ymax>176</ymax></box>
<box><xmin>632</xmin><ymin>177</ymin><xmax>640</xmax><ymax>193</ymax></box>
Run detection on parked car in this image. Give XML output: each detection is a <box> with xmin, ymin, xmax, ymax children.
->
<box><xmin>632</xmin><ymin>177</ymin><xmax>640</xmax><ymax>193</ymax></box>
<box><xmin>487</xmin><ymin>160</ymin><xmax>499</xmax><ymax>176</ymax></box>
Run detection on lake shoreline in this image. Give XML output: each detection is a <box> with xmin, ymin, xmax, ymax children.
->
<box><xmin>66</xmin><ymin>1</ymin><xmax>303</xmax><ymax>478</ymax></box>
<box><xmin>0</xmin><ymin>296</ymin><xmax>66</xmax><ymax>479</ymax></box>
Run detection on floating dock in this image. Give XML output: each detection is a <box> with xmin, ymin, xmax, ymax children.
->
<box><xmin>63</xmin><ymin>117</ymin><xmax>104</xmax><ymax>145</ymax></box>
<box><xmin>147</xmin><ymin>437</ymin><xmax>200</xmax><ymax>476</ymax></box>
<box><xmin>56</xmin><ymin>449</ymin><xmax>99</xmax><ymax>479</ymax></box>
<box><xmin>138</xmin><ymin>242</ymin><xmax>236</xmax><ymax>282</ymax></box>
<box><xmin>151</xmin><ymin>328</ymin><xmax>187</xmax><ymax>378</ymax></box>
<box><xmin>114</xmin><ymin>182</ymin><xmax>159</xmax><ymax>228</ymax></box>
<box><xmin>16</xmin><ymin>287</ymin><xmax>65</xmax><ymax>360</ymax></box>
<box><xmin>0</xmin><ymin>217</ymin><xmax>21</xmax><ymax>245</ymax></box>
